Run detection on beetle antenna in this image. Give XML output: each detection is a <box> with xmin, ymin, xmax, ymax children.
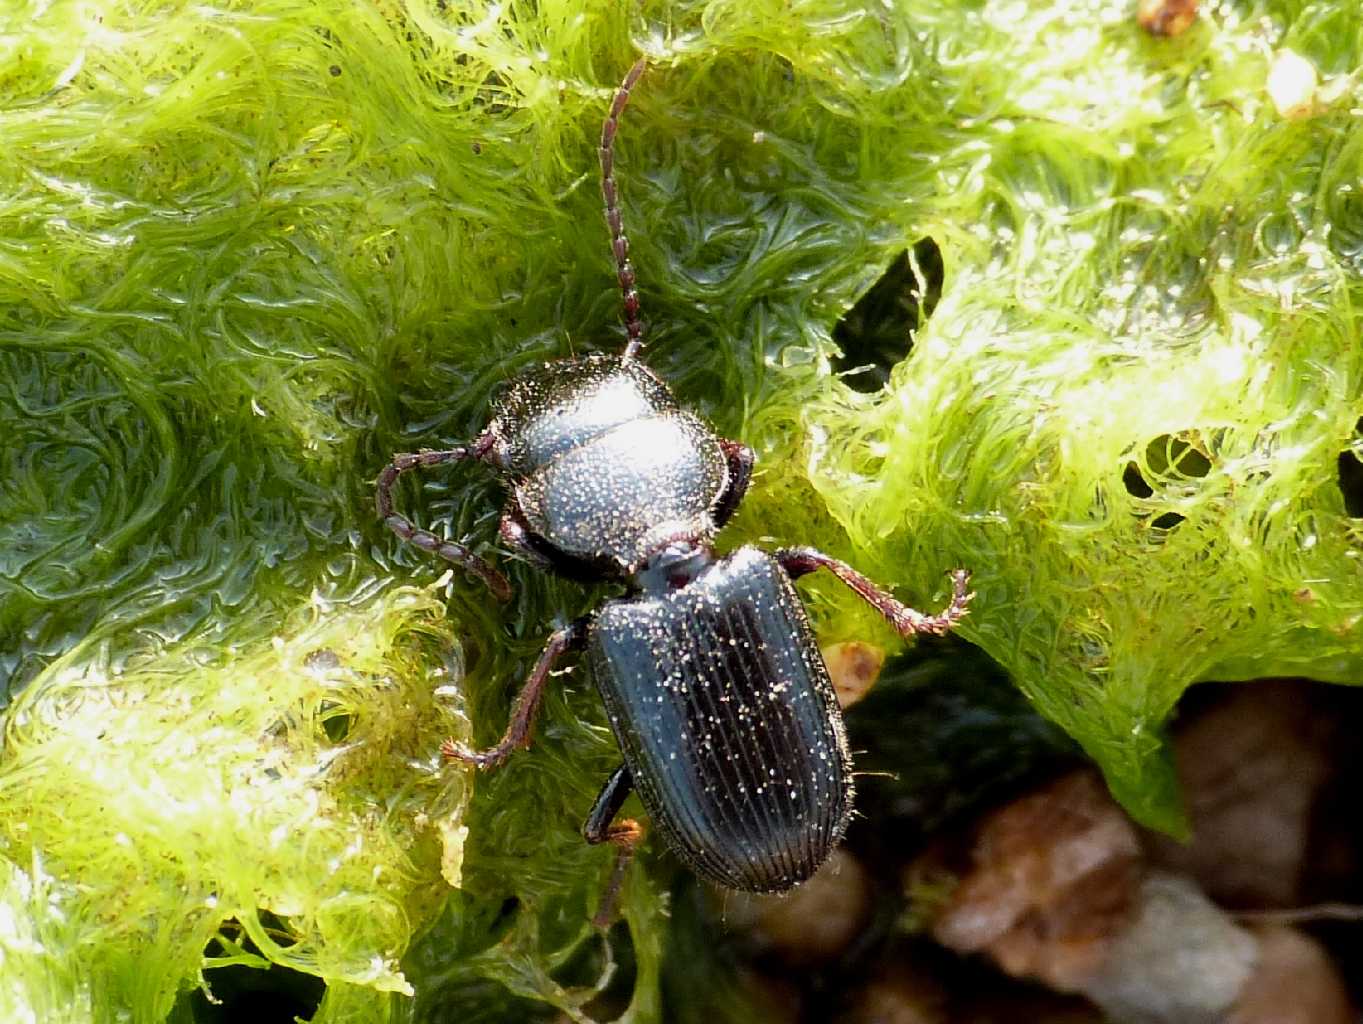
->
<box><xmin>601</xmin><ymin>57</ymin><xmax>647</xmax><ymax>363</ymax></box>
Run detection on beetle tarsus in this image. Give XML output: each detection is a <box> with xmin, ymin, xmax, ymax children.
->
<box><xmin>439</xmin><ymin>736</ymin><xmax>506</xmax><ymax>769</ymax></box>
<box><xmin>442</xmin><ymin>619</ymin><xmax>588</xmax><ymax>768</ymax></box>
<box><xmin>889</xmin><ymin>568</ymin><xmax>973</xmax><ymax>636</ymax></box>
<box><xmin>775</xmin><ymin>548</ymin><xmax>973</xmax><ymax>638</ymax></box>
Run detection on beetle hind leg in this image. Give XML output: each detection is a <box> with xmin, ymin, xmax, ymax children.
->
<box><xmin>584</xmin><ymin>764</ymin><xmax>645</xmax><ymax>928</ymax></box>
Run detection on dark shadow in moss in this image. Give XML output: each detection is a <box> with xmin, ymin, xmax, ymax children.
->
<box><xmin>663</xmin><ymin>877</ymin><xmax>784</xmax><ymax>1024</ymax></box>
<box><xmin>181</xmin><ymin>912</ymin><xmax>325</xmax><ymax>1024</ymax></box>
<box><xmin>843</xmin><ymin>637</ymin><xmax>1079</xmax><ymax>872</ymax></box>
<box><xmin>1148</xmin><ymin>511</ymin><xmax>1186</xmax><ymax>530</ymax></box>
<box><xmin>1123</xmin><ymin>432</ymin><xmax>1215</xmax><ymax>531</ymax></box>
<box><xmin>1122</xmin><ymin>461</ymin><xmax>1155</xmax><ymax>499</ymax></box>
<box><xmin>1338</xmin><ymin>418</ymin><xmax>1363</xmax><ymax>518</ymax></box>
<box><xmin>1145</xmin><ymin>433</ymin><xmax>1212</xmax><ymax>480</ymax></box>
<box><xmin>831</xmin><ymin>238</ymin><xmax>943</xmax><ymax>393</ymax></box>
<box><xmin>402</xmin><ymin>891</ymin><xmax>566</xmax><ymax>1024</ymax></box>
<box><xmin>410</xmin><ymin>978</ymin><xmax>559</xmax><ymax>1024</ymax></box>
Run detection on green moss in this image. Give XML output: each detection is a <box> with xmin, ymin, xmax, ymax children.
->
<box><xmin>791</xmin><ymin>3</ymin><xmax>1363</xmax><ymax>832</ymax></box>
<box><xmin>0</xmin><ymin>584</ymin><xmax>462</xmax><ymax>1019</ymax></box>
<box><xmin>1</xmin><ymin>0</ymin><xmax>1361</xmax><ymax>1019</ymax></box>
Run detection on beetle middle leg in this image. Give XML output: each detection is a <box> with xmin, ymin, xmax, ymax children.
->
<box><xmin>776</xmin><ymin>548</ymin><xmax>973</xmax><ymax>637</ymax></box>
<box><xmin>441</xmin><ymin>617</ymin><xmax>589</xmax><ymax>768</ymax></box>
<box><xmin>583</xmin><ymin>764</ymin><xmax>645</xmax><ymax>928</ymax></box>
<box><xmin>376</xmin><ymin>436</ymin><xmax>512</xmax><ymax>600</ymax></box>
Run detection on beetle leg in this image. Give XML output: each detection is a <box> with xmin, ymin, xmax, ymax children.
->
<box><xmin>440</xmin><ymin>617</ymin><xmax>589</xmax><ymax>769</ymax></box>
<box><xmin>498</xmin><ymin>501</ymin><xmax>611</xmax><ymax>582</ymax></box>
<box><xmin>711</xmin><ymin>439</ymin><xmax>756</xmax><ymax>530</ymax></box>
<box><xmin>583</xmin><ymin>764</ymin><xmax>636</xmax><ymax>844</ymax></box>
<box><xmin>376</xmin><ymin>437</ymin><xmax>512</xmax><ymax>601</ymax></box>
<box><xmin>775</xmin><ymin>548</ymin><xmax>973</xmax><ymax>637</ymax></box>
<box><xmin>583</xmin><ymin>764</ymin><xmax>645</xmax><ymax>928</ymax></box>
<box><xmin>498</xmin><ymin>505</ymin><xmax>554</xmax><ymax>573</ymax></box>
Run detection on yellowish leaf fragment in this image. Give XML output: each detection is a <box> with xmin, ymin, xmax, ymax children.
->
<box><xmin>1266</xmin><ymin>50</ymin><xmax>1319</xmax><ymax>119</ymax></box>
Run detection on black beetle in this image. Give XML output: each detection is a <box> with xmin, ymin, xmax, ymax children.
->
<box><xmin>377</xmin><ymin>59</ymin><xmax>971</xmax><ymax>918</ymax></box>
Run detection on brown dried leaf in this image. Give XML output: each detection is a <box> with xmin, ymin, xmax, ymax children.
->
<box><xmin>1227</xmin><ymin>926</ymin><xmax>1353</xmax><ymax>1024</ymax></box>
<box><xmin>930</xmin><ymin>771</ymin><xmax>1142</xmax><ymax>991</ymax></box>
<box><xmin>822</xmin><ymin>641</ymin><xmax>886</xmax><ymax>709</ymax></box>
<box><xmin>1144</xmin><ymin>681</ymin><xmax>1334</xmax><ymax>908</ymax></box>
<box><xmin>1137</xmin><ymin>0</ymin><xmax>1198</xmax><ymax>36</ymax></box>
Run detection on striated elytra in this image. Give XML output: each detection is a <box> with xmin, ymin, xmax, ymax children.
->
<box><xmin>591</xmin><ymin>546</ymin><xmax>851</xmax><ymax>893</ymax></box>
<box><xmin>377</xmin><ymin>59</ymin><xmax>972</xmax><ymax>921</ymax></box>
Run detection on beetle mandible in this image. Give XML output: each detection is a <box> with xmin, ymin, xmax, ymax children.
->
<box><xmin>377</xmin><ymin>59</ymin><xmax>972</xmax><ymax>917</ymax></box>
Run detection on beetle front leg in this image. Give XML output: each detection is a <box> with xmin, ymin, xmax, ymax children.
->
<box><xmin>498</xmin><ymin>506</ymin><xmax>554</xmax><ymax>573</ymax></box>
<box><xmin>376</xmin><ymin>437</ymin><xmax>512</xmax><ymax>601</ymax></box>
<box><xmin>711</xmin><ymin>439</ymin><xmax>756</xmax><ymax>530</ymax></box>
<box><xmin>583</xmin><ymin>764</ymin><xmax>645</xmax><ymax>928</ymax></box>
<box><xmin>775</xmin><ymin>548</ymin><xmax>972</xmax><ymax>637</ymax></box>
<box><xmin>441</xmin><ymin>617</ymin><xmax>590</xmax><ymax>769</ymax></box>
